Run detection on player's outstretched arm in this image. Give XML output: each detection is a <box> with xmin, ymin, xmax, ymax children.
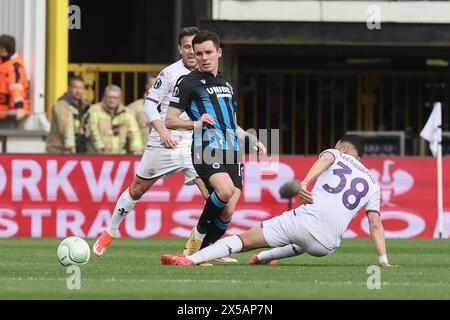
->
<box><xmin>165</xmin><ymin>107</ymin><xmax>194</xmax><ymax>130</ymax></box>
<box><xmin>299</xmin><ymin>153</ymin><xmax>334</xmax><ymax>204</ymax></box>
<box><xmin>367</xmin><ymin>211</ymin><xmax>395</xmax><ymax>268</ymax></box>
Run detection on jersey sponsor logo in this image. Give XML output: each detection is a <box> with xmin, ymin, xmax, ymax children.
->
<box><xmin>206</xmin><ymin>86</ymin><xmax>232</xmax><ymax>98</ymax></box>
<box><xmin>206</xmin><ymin>86</ymin><xmax>232</xmax><ymax>95</ymax></box>
<box><xmin>200</xmin><ymin>79</ymin><xmax>206</xmax><ymax>84</ymax></box>
<box><xmin>216</xmin><ymin>93</ymin><xmax>232</xmax><ymax>98</ymax></box>
<box><xmin>153</xmin><ymin>78</ymin><xmax>162</xmax><ymax>89</ymax></box>
<box><xmin>225</xmin><ymin>82</ymin><xmax>234</xmax><ymax>94</ymax></box>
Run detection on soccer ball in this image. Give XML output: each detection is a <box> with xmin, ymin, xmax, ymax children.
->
<box><xmin>57</xmin><ymin>237</ymin><xmax>91</xmax><ymax>266</ymax></box>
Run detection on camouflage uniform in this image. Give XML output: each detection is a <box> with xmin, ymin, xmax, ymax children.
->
<box><xmin>46</xmin><ymin>94</ymin><xmax>90</xmax><ymax>154</ymax></box>
<box><xmin>127</xmin><ymin>97</ymin><xmax>152</xmax><ymax>146</ymax></box>
<box><xmin>85</xmin><ymin>102</ymin><xmax>143</xmax><ymax>154</ymax></box>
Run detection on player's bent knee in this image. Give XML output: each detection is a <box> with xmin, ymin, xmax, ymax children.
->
<box><xmin>308</xmin><ymin>252</ymin><xmax>329</xmax><ymax>258</ymax></box>
<box><xmin>220</xmin><ymin>208</ymin><xmax>233</xmax><ymax>221</ymax></box>
<box><xmin>239</xmin><ymin>224</ymin><xmax>268</xmax><ymax>252</ymax></box>
<box><xmin>239</xmin><ymin>236</ymin><xmax>256</xmax><ymax>253</ymax></box>
<box><xmin>216</xmin><ymin>187</ymin><xmax>235</xmax><ymax>202</ymax></box>
<box><xmin>306</xmin><ymin>246</ymin><xmax>334</xmax><ymax>257</ymax></box>
<box><xmin>129</xmin><ymin>177</ymin><xmax>155</xmax><ymax>200</ymax></box>
<box><xmin>128</xmin><ymin>185</ymin><xmax>144</xmax><ymax>200</ymax></box>
<box><xmin>241</xmin><ymin>237</ymin><xmax>268</xmax><ymax>252</ymax></box>
<box><xmin>194</xmin><ymin>178</ymin><xmax>210</xmax><ymax>200</ymax></box>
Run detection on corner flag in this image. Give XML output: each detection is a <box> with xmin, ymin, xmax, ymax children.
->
<box><xmin>420</xmin><ymin>102</ymin><xmax>442</xmax><ymax>157</ymax></box>
<box><xmin>420</xmin><ymin>102</ymin><xmax>444</xmax><ymax>239</ymax></box>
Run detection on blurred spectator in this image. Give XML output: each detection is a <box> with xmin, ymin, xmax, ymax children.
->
<box><xmin>85</xmin><ymin>84</ymin><xmax>143</xmax><ymax>155</ymax></box>
<box><xmin>0</xmin><ymin>34</ymin><xmax>30</xmax><ymax>129</ymax></box>
<box><xmin>127</xmin><ymin>72</ymin><xmax>158</xmax><ymax>145</ymax></box>
<box><xmin>46</xmin><ymin>75</ymin><xmax>90</xmax><ymax>154</ymax></box>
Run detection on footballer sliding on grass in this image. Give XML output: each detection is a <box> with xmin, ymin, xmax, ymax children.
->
<box><xmin>161</xmin><ymin>135</ymin><xmax>395</xmax><ymax>268</ymax></box>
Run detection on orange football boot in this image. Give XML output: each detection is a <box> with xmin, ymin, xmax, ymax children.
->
<box><xmin>161</xmin><ymin>255</ymin><xmax>195</xmax><ymax>266</ymax></box>
<box><xmin>248</xmin><ymin>254</ymin><xmax>278</xmax><ymax>266</ymax></box>
<box><xmin>93</xmin><ymin>231</ymin><xmax>115</xmax><ymax>256</ymax></box>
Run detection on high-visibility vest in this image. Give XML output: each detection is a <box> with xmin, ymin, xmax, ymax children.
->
<box><xmin>0</xmin><ymin>54</ymin><xmax>30</xmax><ymax>119</ymax></box>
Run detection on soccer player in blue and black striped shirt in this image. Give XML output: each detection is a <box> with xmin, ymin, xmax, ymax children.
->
<box><xmin>166</xmin><ymin>30</ymin><xmax>265</xmax><ymax>259</ymax></box>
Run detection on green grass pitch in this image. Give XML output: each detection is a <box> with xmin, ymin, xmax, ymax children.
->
<box><xmin>1</xmin><ymin>238</ymin><xmax>450</xmax><ymax>299</ymax></box>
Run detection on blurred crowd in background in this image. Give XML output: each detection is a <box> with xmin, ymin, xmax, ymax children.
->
<box><xmin>46</xmin><ymin>73</ymin><xmax>157</xmax><ymax>155</ymax></box>
<box><xmin>1</xmin><ymin>33</ymin><xmax>157</xmax><ymax>155</ymax></box>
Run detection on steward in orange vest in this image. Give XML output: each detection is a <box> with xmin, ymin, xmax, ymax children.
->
<box><xmin>0</xmin><ymin>35</ymin><xmax>30</xmax><ymax>122</ymax></box>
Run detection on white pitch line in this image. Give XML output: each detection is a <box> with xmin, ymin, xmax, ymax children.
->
<box><xmin>0</xmin><ymin>277</ymin><xmax>244</xmax><ymax>284</ymax></box>
<box><xmin>1</xmin><ymin>277</ymin><xmax>450</xmax><ymax>288</ymax></box>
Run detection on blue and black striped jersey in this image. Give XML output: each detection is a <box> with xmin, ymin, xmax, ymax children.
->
<box><xmin>169</xmin><ymin>70</ymin><xmax>239</xmax><ymax>152</ymax></box>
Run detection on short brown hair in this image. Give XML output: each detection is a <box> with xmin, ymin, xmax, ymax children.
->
<box><xmin>178</xmin><ymin>27</ymin><xmax>200</xmax><ymax>45</ymax></box>
<box><xmin>69</xmin><ymin>75</ymin><xmax>85</xmax><ymax>86</ymax></box>
<box><xmin>0</xmin><ymin>34</ymin><xmax>16</xmax><ymax>55</ymax></box>
<box><xmin>339</xmin><ymin>134</ymin><xmax>366</xmax><ymax>157</ymax></box>
<box><xmin>192</xmin><ymin>30</ymin><xmax>221</xmax><ymax>50</ymax></box>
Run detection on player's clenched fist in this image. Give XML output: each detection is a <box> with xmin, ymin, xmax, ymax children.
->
<box><xmin>160</xmin><ymin>131</ymin><xmax>178</xmax><ymax>149</ymax></box>
<box><xmin>198</xmin><ymin>114</ymin><xmax>215</xmax><ymax>127</ymax></box>
<box><xmin>255</xmin><ymin>141</ymin><xmax>267</xmax><ymax>154</ymax></box>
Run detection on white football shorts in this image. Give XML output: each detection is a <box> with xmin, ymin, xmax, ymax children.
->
<box><xmin>262</xmin><ymin>209</ymin><xmax>335</xmax><ymax>257</ymax></box>
<box><xmin>136</xmin><ymin>146</ymin><xmax>198</xmax><ymax>185</ymax></box>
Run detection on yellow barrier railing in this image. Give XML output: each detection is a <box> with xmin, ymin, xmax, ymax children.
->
<box><xmin>68</xmin><ymin>63</ymin><xmax>167</xmax><ymax>105</ymax></box>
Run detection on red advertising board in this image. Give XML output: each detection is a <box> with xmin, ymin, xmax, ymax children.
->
<box><xmin>0</xmin><ymin>154</ymin><xmax>449</xmax><ymax>238</ymax></box>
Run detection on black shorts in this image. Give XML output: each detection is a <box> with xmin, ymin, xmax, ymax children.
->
<box><xmin>192</xmin><ymin>148</ymin><xmax>243</xmax><ymax>194</ymax></box>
